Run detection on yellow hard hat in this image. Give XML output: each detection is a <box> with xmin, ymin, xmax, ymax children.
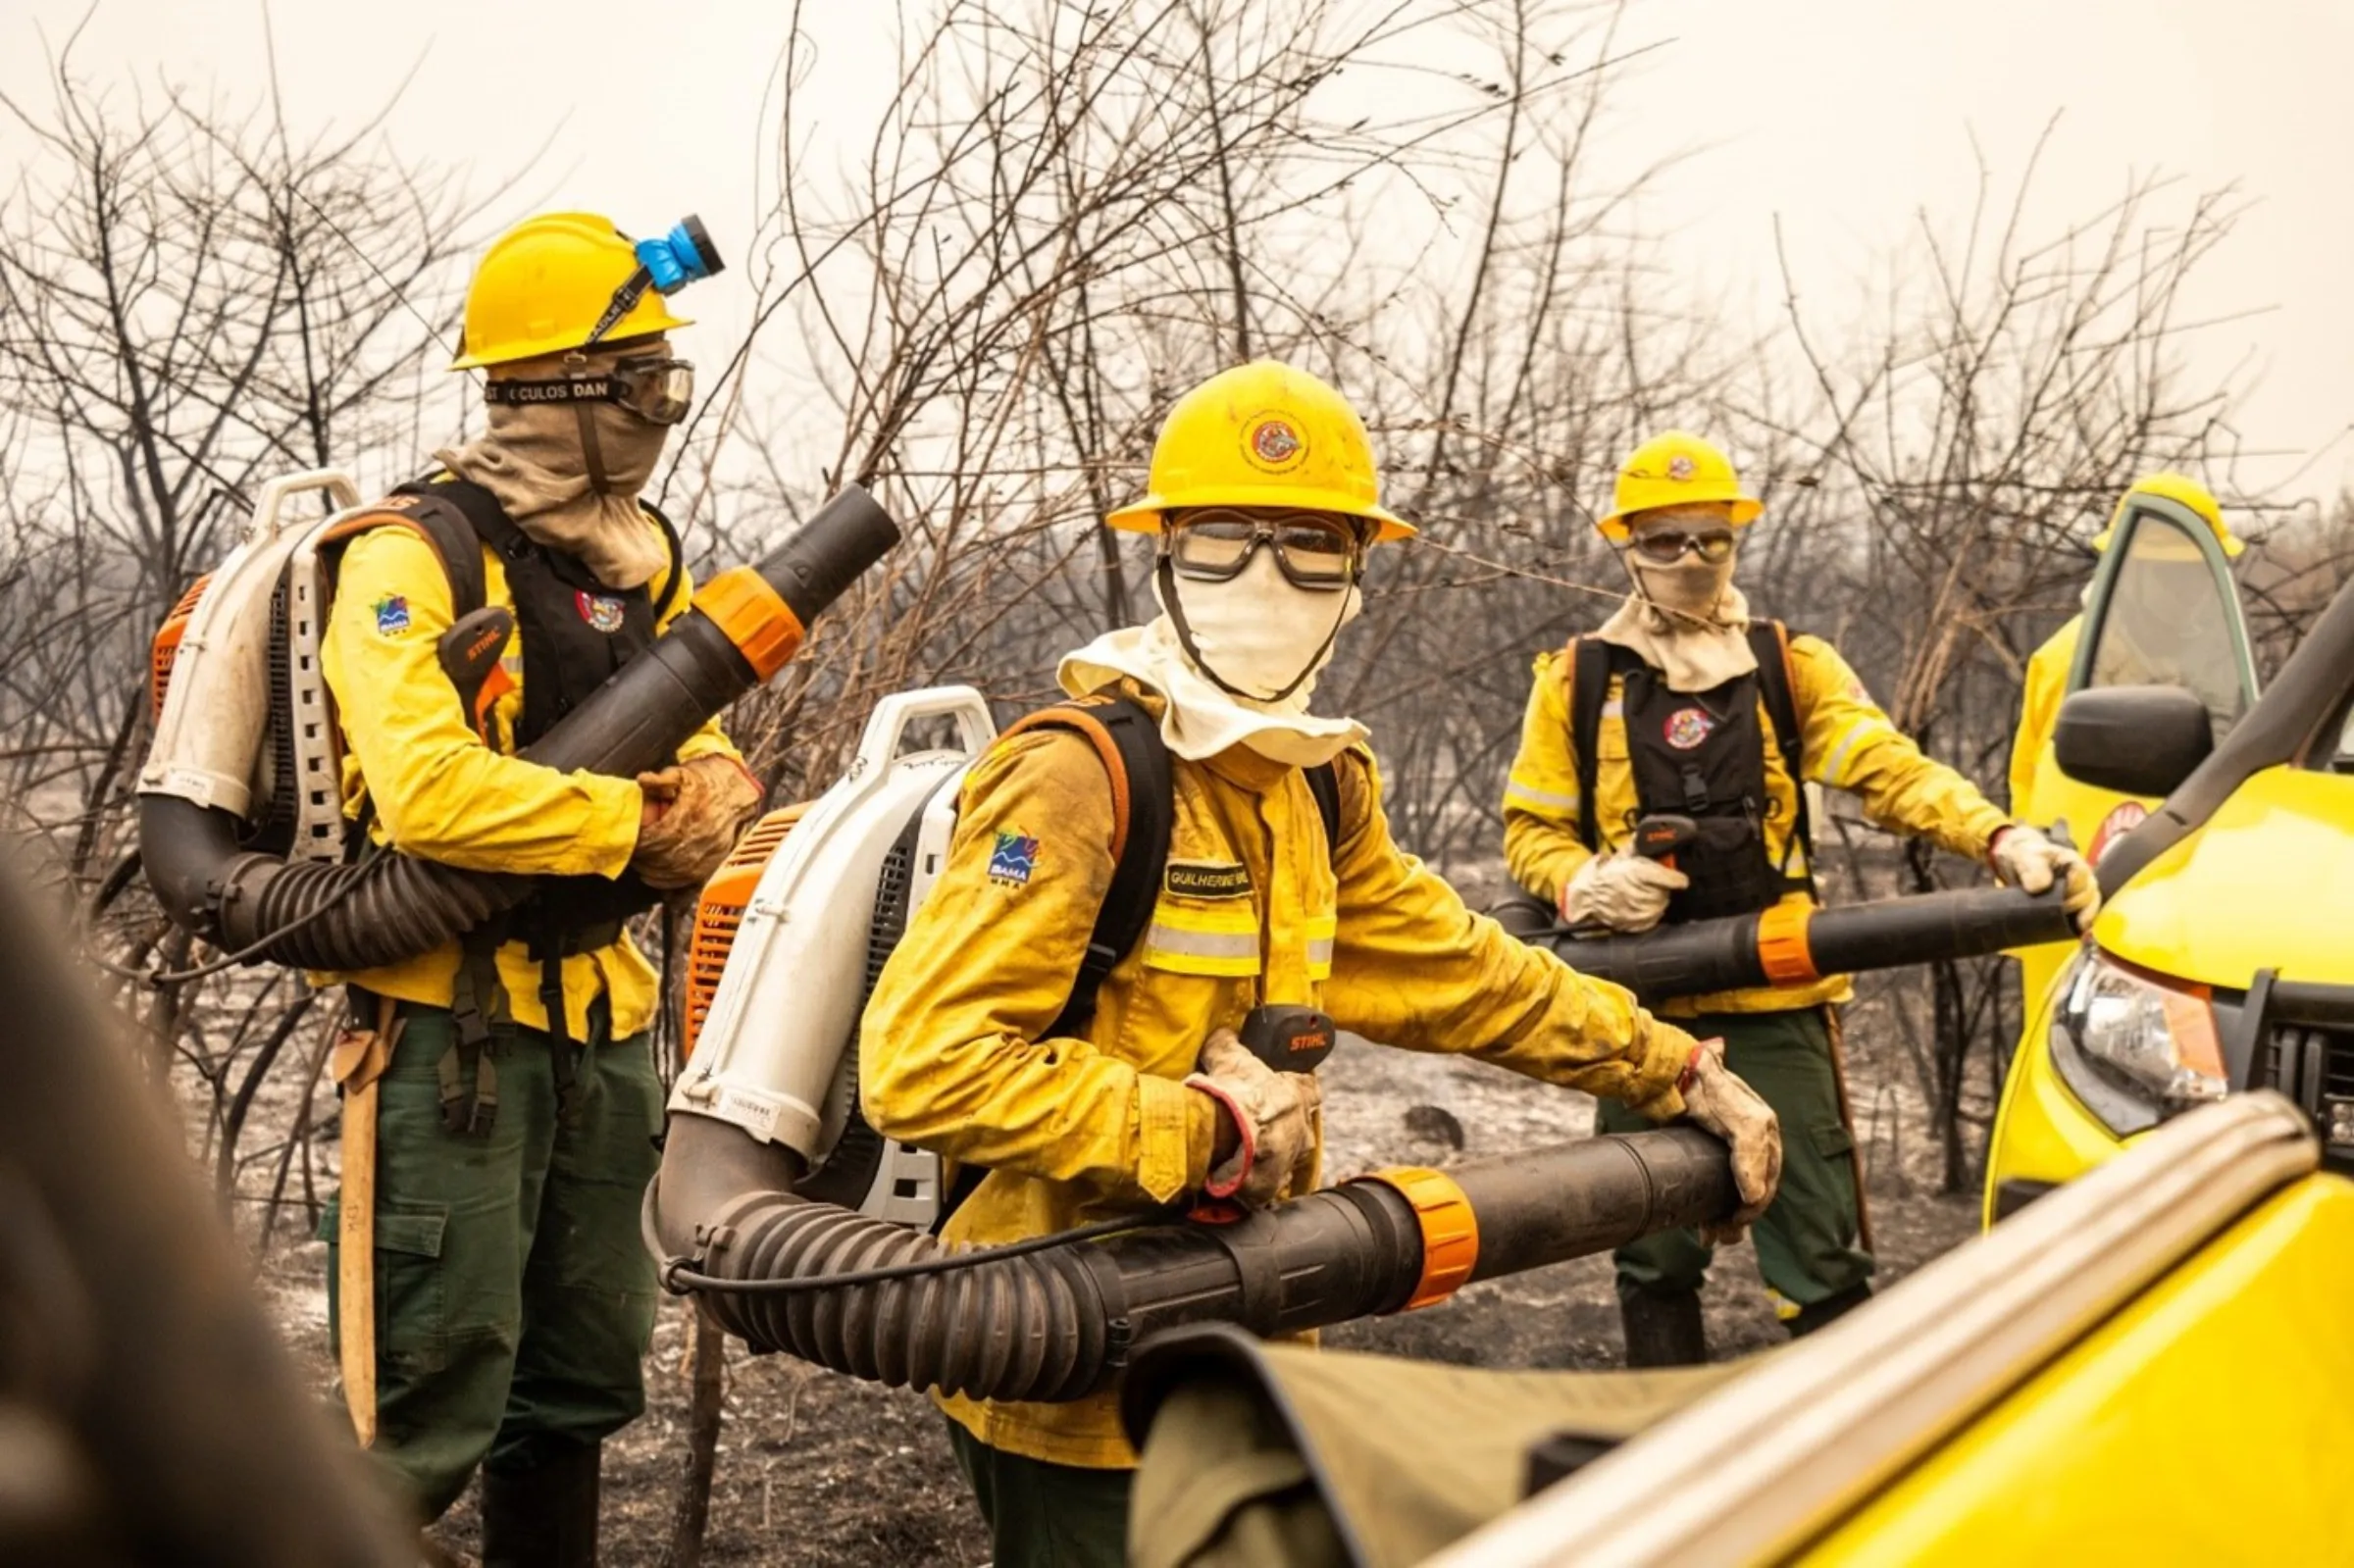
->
<box><xmin>450</xmin><ymin>212</ymin><xmax>693</xmax><ymax>371</ymax></box>
<box><xmin>1106</xmin><ymin>360</ymin><xmax>1413</xmax><ymax>541</ymax></box>
<box><xmin>2092</xmin><ymin>472</ymin><xmax>2244</xmax><ymax>559</ymax></box>
<box><xmin>1596</xmin><ymin>431</ymin><xmax>1762</xmax><ymax>540</ymax></box>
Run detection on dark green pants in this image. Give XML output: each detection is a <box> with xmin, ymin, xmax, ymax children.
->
<box><xmin>1597</xmin><ymin>1007</ymin><xmax>1872</xmax><ymax>1319</ymax></box>
<box><xmin>323</xmin><ymin>1002</ymin><xmax>664</xmax><ymax>1521</ymax></box>
<box><xmin>946</xmin><ymin>1420</ymin><xmax>1134</xmax><ymax>1568</ymax></box>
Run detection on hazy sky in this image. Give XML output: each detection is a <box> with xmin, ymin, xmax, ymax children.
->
<box><xmin>9</xmin><ymin>0</ymin><xmax>2351</xmax><ymax>503</ymax></box>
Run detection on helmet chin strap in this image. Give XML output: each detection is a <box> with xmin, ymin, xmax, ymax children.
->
<box><xmin>1155</xmin><ymin>553</ymin><xmax>1353</xmax><ymax>706</ymax></box>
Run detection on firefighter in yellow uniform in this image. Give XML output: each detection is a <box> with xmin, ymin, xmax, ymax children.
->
<box><xmin>317</xmin><ymin>214</ymin><xmax>763</xmax><ymax>1563</ymax></box>
<box><xmin>859</xmin><ymin>365</ymin><xmax>1784</xmax><ymax>1568</ymax></box>
<box><xmin>2010</xmin><ymin>473</ymin><xmax>2246</xmax><ymax>827</ymax></box>
<box><xmin>1502</xmin><ymin>431</ymin><xmax>2100</xmax><ymax>1367</ymax></box>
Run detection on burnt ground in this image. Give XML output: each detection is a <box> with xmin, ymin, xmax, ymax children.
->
<box><xmin>261</xmin><ymin>981</ymin><xmax>1981</xmax><ymax>1568</ymax></box>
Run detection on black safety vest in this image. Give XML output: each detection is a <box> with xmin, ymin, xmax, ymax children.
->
<box><xmin>368</xmin><ymin>474</ymin><xmax>688</xmax><ymax>936</ymax></box>
<box><xmin>1569</xmin><ymin>622</ymin><xmax>1814</xmax><ymax>926</ymax></box>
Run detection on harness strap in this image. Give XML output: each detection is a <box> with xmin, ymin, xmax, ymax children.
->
<box><xmin>1744</xmin><ymin>621</ymin><xmax>1815</xmax><ymax>891</ymax></box>
<box><xmin>440</xmin><ymin>928</ymin><xmax>510</xmax><ymax>1138</ymax></box>
<box><xmin>1000</xmin><ymin>696</ymin><xmax>1172</xmax><ymax>1041</ymax></box>
<box><xmin>1569</xmin><ymin>635</ymin><xmax>1614</xmax><ymax>851</ymax></box>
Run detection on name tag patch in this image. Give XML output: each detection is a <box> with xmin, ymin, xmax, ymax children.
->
<box><xmin>1164</xmin><ymin>860</ymin><xmax>1252</xmax><ymax>900</ymax></box>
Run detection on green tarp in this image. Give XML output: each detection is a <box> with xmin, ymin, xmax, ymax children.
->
<box><xmin>1123</xmin><ymin>1325</ymin><xmax>1754</xmax><ymax>1568</ymax></box>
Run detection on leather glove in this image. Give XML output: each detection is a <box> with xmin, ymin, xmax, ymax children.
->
<box><xmin>1674</xmin><ymin>1036</ymin><xmax>1781</xmax><ymax>1244</ymax></box>
<box><xmin>1989</xmin><ymin>824</ymin><xmax>2101</xmax><ymax>932</ymax></box>
<box><xmin>1186</xmin><ymin>1029</ymin><xmax>1321</xmax><ymax>1208</ymax></box>
<box><xmin>1561</xmin><ymin>848</ymin><xmax>1690</xmax><ymax>933</ymax></box>
<box><xmin>631</xmin><ymin>755</ymin><xmax>766</xmax><ymax>890</ymax></box>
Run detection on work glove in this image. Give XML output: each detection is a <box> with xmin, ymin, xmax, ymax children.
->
<box><xmin>631</xmin><ymin>755</ymin><xmax>766</xmax><ymax>890</ymax></box>
<box><xmin>1674</xmin><ymin>1037</ymin><xmax>1781</xmax><ymax>1244</ymax></box>
<box><xmin>1561</xmin><ymin>848</ymin><xmax>1689</xmax><ymax>933</ymax></box>
<box><xmin>1186</xmin><ymin>1029</ymin><xmax>1321</xmax><ymax>1209</ymax></box>
<box><xmin>1989</xmin><ymin>824</ymin><xmax>2102</xmax><ymax>933</ymax></box>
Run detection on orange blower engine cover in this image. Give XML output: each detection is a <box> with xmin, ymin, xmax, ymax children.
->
<box><xmin>149</xmin><ymin>575</ymin><xmax>214</xmax><ymax>720</ymax></box>
<box><xmin>684</xmin><ymin>803</ymin><xmax>808</xmax><ymax>1059</ymax></box>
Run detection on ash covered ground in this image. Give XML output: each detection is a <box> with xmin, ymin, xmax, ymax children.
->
<box><xmin>263</xmin><ymin>984</ymin><xmax>1978</xmax><ymax>1567</ymax></box>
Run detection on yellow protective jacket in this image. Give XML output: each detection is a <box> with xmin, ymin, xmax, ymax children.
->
<box><xmin>860</xmin><ymin>692</ymin><xmax>1699</xmax><ymax>1469</ymax></box>
<box><xmin>1502</xmin><ymin>632</ymin><xmax>2011</xmax><ymax>1017</ymax></box>
<box><xmin>315</xmin><ymin>513</ymin><xmax>741</xmax><ymax>1041</ymax></box>
<box><xmin>2009</xmin><ymin>614</ymin><xmax>2079</xmax><ymax>827</ymax></box>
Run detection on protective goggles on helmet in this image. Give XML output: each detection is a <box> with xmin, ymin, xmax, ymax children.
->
<box><xmin>1625</xmin><ymin>526</ymin><xmax>1736</xmax><ymax>566</ymax></box>
<box><xmin>1162</xmin><ymin>508</ymin><xmax>1367</xmax><ymax>591</ymax></box>
<box><xmin>480</xmin><ymin>354</ymin><xmax>696</xmax><ymax>426</ymax></box>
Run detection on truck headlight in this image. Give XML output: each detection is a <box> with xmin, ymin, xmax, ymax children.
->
<box><xmin>2053</xmin><ymin>949</ymin><xmax>2228</xmax><ymax>1125</ymax></box>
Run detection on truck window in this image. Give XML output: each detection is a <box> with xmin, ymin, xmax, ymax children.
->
<box><xmin>2084</xmin><ymin>513</ymin><xmax>2246</xmax><ymax>737</ymax></box>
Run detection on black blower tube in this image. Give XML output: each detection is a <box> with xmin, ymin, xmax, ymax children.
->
<box><xmin>645</xmin><ymin>1111</ymin><xmax>1736</xmax><ymax>1404</ymax></box>
<box><xmin>137</xmin><ymin>484</ymin><xmax>900</xmax><ymax>970</ymax></box>
<box><xmin>1512</xmin><ymin>885</ymin><xmax>2075</xmax><ymax>1004</ymax></box>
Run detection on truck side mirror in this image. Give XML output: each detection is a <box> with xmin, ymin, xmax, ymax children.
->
<box><xmin>2054</xmin><ymin>685</ymin><xmax>2214</xmax><ymax>799</ymax></box>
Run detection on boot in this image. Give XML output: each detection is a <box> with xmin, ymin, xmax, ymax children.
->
<box><xmin>480</xmin><ymin>1441</ymin><xmax>601</xmax><ymax>1568</ymax></box>
<box><xmin>1618</xmin><ymin>1287</ymin><xmax>1708</xmax><ymax>1368</ymax></box>
<box><xmin>1785</xmin><ymin>1283</ymin><xmax>1872</xmax><ymax>1339</ymax></box>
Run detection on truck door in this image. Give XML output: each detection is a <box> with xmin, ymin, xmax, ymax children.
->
<box><xmin>2049</xmin><ymin>492</ymin><xmax>2258</xmax><ymax>855</ymax></box>
<box><xmin>2008</xmin><ymin>491</ymin><xmax>2257</xmax><ymax>1047</ymax></box>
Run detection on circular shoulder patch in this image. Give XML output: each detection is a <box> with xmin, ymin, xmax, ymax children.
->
<box><xmin>1242</xmin><ymin>413</ymin><xmax>1307</xmax><ymax>474</ymax></box>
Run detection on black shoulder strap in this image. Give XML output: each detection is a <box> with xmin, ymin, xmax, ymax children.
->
<box><xmin>1305</xmin><ymin>761</ymin><xmax>1342</xmax><ymax>855</ymax></box>
<box><xmin>1746</xmin><ymin>619</ymin><xmax>1816</xmax><ymax>869</ymax></box>
<box><xmin>640</xmin><ymin>498</ymin><xmax>689</xmax><ymax>622</ymax></box>
<box><xmin>998</xmin><ymin>695</ymin><xmax>1175</xmax><ymax>1039</ymax></box>
<box><xmin>1570</xmin><ymin>635</ymin><xmax>1612</xmax><ymax>850</ymax></box>
<box><xmin>389</xmin><ymin>476</ymin><xmax>503</xmax><ymax>621</ymax></box>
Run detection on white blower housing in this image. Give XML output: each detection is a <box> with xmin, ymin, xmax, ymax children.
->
<box><xmin>669</xmin><ymin>686</ymin><xmax>998</xmax><ymax>1228</ymax></box>
<box><xmin>139</xmin><ymin>468</ymin><xmax>370</xmax><ymax>863</ymax></box>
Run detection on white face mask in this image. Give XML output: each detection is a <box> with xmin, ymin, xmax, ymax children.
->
<box><xmin>1156</xmin><ymin>549</ymin><xmax>1361</xmax><ymax>707</ymax></box>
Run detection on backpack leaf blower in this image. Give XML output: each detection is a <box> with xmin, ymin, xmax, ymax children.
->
<box><xmin>135</xmin><ymin>478</ymin><xmax>899</xmax><ymax>972</ymax></box>
<box><xmin>641</xmin><ymin>685</ymin><xmax>1744</xmax><ymax>1404</ymax></box>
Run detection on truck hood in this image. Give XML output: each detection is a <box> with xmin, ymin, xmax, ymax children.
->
<box><xmin>2094</xmin><ymin>764</ymin><xmax>2354</xmax><ymax>990</ymax></box>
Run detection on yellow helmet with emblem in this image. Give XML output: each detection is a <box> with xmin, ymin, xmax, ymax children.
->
<box><xmin>1596</xmin><ymin>430</ymin><xmax>1763</xmax><ymax>540</ymax></box>
<box><xmin>1106</xmin><ymin>360</ymin><xmax>1413</xmax><ymax>541</ymax></box>
<box><xmin>450</xmin><ymin>212</ymin><xmax>694</xmax><ymax>371</ymax></box>
<box><xmin>2092</xmin><ymin>472</ymin><xmax>2244</xmax><ymax>559</ymax></box>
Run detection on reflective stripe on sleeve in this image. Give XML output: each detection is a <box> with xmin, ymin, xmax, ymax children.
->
<box><xmin>1818</xmin><ymin>717</ymin><xmax>1887</xmax><ymax>788</ymax></box>
<box><xmin>1505</xmin><ymin>775</ymin><xmax>1581</xmax><ymax>817</ymax></box>
<box><xmin>1305</xmin><ymin>912</ymin><xmax>1338</xmax><ymax>981</ymax></box>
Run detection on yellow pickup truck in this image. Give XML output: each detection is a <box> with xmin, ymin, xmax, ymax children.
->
<box><xmin>1986</xmin><ymin>497</ymin><xmax>2354</xmax><ymax>1221</ymax></box>
<box><xmin>1122</xmin><ymin>1092</ymin><xmax>2353</xmax><ymax>1565</ymax></box>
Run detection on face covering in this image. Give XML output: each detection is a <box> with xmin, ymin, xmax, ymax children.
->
<box><xmin>1596</xmin><ymin>540</ymin><xmax>1756</xmax><ymax>693</ymax></box>
<box><xmin>1155</xmin><ymin>548</ymin><xmax>1361</xmax><ymax>706</ymax></box>
<box><xmin>436</xmin><ymin>343</ymin><xmax>674</xmax><ymax>589</ymax></box>
<box><xmin>1631</xmin><ymin>553</ymin><xmax>1735</xmax><ymax>622</ymax></box>
<box><xmin>1057</xmin><ymin>547</ymin><xmax>1369</xmax><ymax>766</ymax></box>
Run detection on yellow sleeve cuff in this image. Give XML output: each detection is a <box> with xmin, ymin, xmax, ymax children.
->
<box><xmin>1617</xmin><ymin>1020</ymin><xmax>1696</xmax><ymax>1123</ymax></box>
<box><xmin>1137</xmin><ymin>1074</ymin><xmax>1202</xmax><ymax>1203</ymax></box>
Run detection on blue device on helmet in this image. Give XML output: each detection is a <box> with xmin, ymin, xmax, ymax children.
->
<box><xmin>635</xmin><ymin>216</ymin><xmax>724</xmax><ymax>295</ymax></box>
<box><xmin>583</xmin><ymin>214</ymin><xmax>726</xmax><ymax>348</ymax></box>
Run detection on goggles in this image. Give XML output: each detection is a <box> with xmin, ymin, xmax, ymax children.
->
<box><xmin>1626</xmin><ymin>526</ymin><xmax>1736</xmax><ymax>566</ymax></box>
<box><xmin>481</xmin><ymin>354</ymin><xmax>696</xmax><ymax>426</ymax></box>
<box><xmin>1163</xmin><ymin>508</ymin><xmax>1366</xmax><ymax>591</ymax></box>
